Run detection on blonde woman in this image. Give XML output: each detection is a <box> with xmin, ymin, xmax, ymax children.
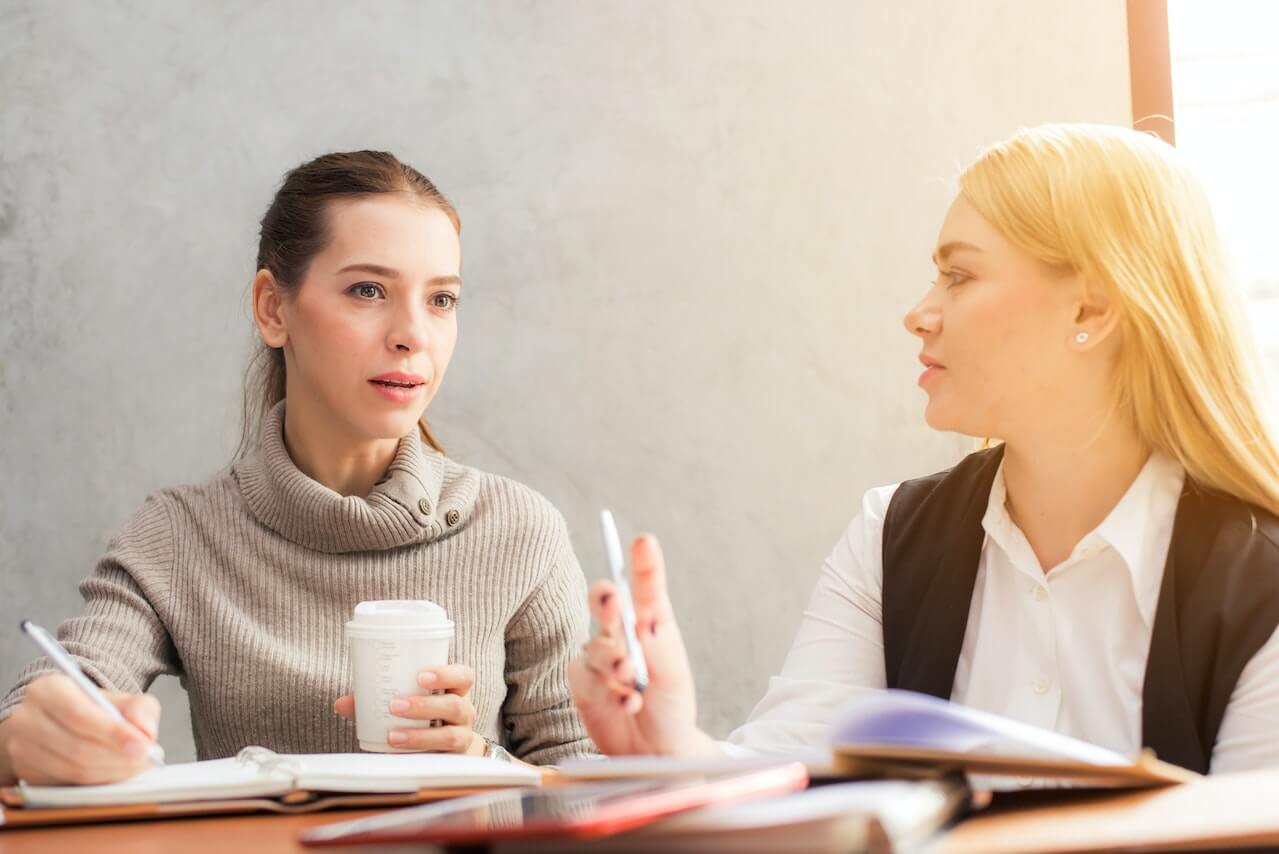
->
<box><xmin>570</xmin><ymin>124</ymin><xmax>1279</xmax><ymax>774</ymax></box>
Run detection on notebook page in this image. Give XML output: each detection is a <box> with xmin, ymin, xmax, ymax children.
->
<box><xmin>291</xmin><ymin>753</ymin><xmax>541</xmax><ymax>792</ymax></box>
<box><xmin>830</xmin><ymin>689</ymin><xmax>1131</xmax><ymax>766</ymax></box>
<box><xmin>17</xmin><ymin>757</ymin><xmax>291</xmax><ymax>807</ymax></box>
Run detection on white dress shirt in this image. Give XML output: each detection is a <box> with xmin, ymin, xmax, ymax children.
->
<box><xmin>726</xmin><ymin>452</ymin><xmax>1279</xmax><ymax>772</ymax></box>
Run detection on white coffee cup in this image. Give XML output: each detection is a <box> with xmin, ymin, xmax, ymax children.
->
<box><xmin>345</xmin><ymin>600</ymin><xmax>455</xmax><ymax>753</ymax></box>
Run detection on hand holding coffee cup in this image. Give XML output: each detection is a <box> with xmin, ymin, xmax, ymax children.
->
<box><xmin>333</xmin><ymin>601</ymin><xmax>484</xmax><ymax>756</ymax></box>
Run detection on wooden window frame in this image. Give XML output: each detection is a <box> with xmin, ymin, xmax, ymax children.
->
<box><xmin>1128</xmin><ymin>0</ymin><xmax>1175</xmax><ymax>144</ymax></box>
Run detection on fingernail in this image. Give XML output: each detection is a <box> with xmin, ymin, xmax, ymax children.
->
<box><xmin>389</xmin><ymin>699</ymin><xmax>410</xmax><ymax>714</ymax></box>
<box><xmin>418</xmin><ymin>671</ymin><xmax>437</xmax><ymax>687</ymax></box>
<box><xmin>388</xmin><ymin>730</ymin><xmax>407</xmax><ymax>745</ymax></box>
<box><xmin>625</xmin><ymin>693</ymin><xmax>643</xmax><ymax>713</ymax></box>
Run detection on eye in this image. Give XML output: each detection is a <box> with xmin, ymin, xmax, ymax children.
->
<box><xmin>430</xmin><ymin>292</ymin><xmax>460</xmax><ymax>311</ymax></box>
<box><xmin>939</xmin><ymin>269</ymin><xmax>971</xmax><ymax>289</ymax></box>
<box><xmin>349</xmin><ymin>282</ymin><xmax>384</xmax><ymax>300</ymax></box>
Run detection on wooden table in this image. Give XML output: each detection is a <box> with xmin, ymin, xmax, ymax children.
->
<box><xmin>8</xmin><ymin>772</ymin><xmax>1279</xmax><ymax>853</ymax></box>
<box><xmin>0</xmin><ymin>809</ymin><xmax>391</xmax><ymax>854</ymax></box>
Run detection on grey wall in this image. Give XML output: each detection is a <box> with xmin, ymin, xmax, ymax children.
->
<box><xmin>0</xmin><ymin>1</ymin><xmax>1131</xmax><ymax>761</ymax></box>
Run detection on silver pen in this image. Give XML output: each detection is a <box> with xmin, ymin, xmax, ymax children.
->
<box><xmin>19</xmin><ymin>620</ymin><xmax>165</xmax><ymax>768</ymax></box>
<box><xmin>599</xmin><ymin>510</ymin><xmax>650</xmax><ymax>693</ymax></box>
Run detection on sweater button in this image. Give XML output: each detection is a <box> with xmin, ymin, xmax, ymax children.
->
<box><xmin>445</xmin><ymin>509</ymin><xmax>461</xmax><ymax>527</ymax></box>
<box><xmin>418</xmin><ymin>498</ymin><xmax>432</xmax><ymax>516</ymax></box>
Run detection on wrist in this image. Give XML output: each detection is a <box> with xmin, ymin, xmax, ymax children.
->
<box><xmin>669</xmin><ymin>727</ymin><xmax>723</xmax><ymax>759</ymax></box>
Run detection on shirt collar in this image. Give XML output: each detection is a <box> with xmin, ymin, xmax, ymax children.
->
<box><xmin>982</xmin><ymin>449</ymin><xmax>1185</xmax><ymax>627</ymax></box>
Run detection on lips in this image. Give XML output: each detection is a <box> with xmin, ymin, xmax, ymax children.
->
<box><xmin>369</xmin><ymin>372</ymin><xmax>428</xmax><ymax>403</ymax></box>
<box><xmin>917</xmin><ymin>354</ymin><xmax>945</xmax><ymax>387</ymax></box>
<box><xmin>918</xmin><ymin>354</ymin><xmax>945</xmax><ymax>370</ymax></box>
<box><xmin>370</xmin><ymin>372</ymin><xmax>427</xmax><ymax>389</ymax></box>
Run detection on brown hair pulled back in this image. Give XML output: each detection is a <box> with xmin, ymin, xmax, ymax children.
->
<box><xmin>238</xmin><ymin>150</ymin><xmax>460</xmax><ymax>459</ymax></box>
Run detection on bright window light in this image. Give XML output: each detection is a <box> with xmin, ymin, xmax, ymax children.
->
<box><xmin>1168</xmin><ymin>0</ymin><xmax>1279</xmax><ymax>386</ymax></box>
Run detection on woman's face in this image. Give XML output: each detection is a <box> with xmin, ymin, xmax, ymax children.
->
<box><xmin>904</xmin><ymin>194</ymin><xmax>1087</xmax><ymax>440</ymax></box>
<box><xmin>278</xmin><ymin>195</ymin><xmax>461</xmax><ymax>442</ymax></box>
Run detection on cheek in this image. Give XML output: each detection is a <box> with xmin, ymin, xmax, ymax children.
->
<box><xmin>946</xmin><ymin>291</ymin><xmax>1053</xmax><ymax>402</ymax></box>
<box><xmin>429</xmin><ymin>319</ymin><xmax>458</xmax><ymax>372</ymax></box>
<box><xmin>294</xmin><ymin>304</ymin><xmax>378</xmax><ymax>365</ymax></box>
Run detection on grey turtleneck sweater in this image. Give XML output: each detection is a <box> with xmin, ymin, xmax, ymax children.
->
<box><xmin>1</xmin><ymin>404</ymin><xmax>594</xmax><ymax>764</ymax></box>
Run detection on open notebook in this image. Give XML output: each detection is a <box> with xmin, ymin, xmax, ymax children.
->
<box><xmin>830</xmin><ymin>690</ymin><xmax>1197</xmax><ymax>787</ymax></box>
<box><xmin>0</xmin><ymin>746</ymin><xmax>541</xmax><ymax>828</ymax></box>
<box><xmin>560</xmin><ymin>690</ymin><xmax>1196</xmax><ymax>792</ymax></box>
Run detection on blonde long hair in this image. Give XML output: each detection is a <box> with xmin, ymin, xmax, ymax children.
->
<box><xmin>960</xmin><ymin>123</ymin><xmax>1279</xmax><ymax>516</ymax></box>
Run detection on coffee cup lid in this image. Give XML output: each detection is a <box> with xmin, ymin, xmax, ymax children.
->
<box><xmin>345</xmin><ymin>600</ymin><xmax>454</xmax><ymax>637</ymax></box>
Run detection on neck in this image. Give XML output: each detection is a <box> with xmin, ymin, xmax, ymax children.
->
<box><xmin>1000</xmin><ymin>419</ymin><xmax>1150</xmax><ymax>573</ymax></box>
<box><xmin>281</xmin><ymin>396</ymin><xmax>401</xmax><ymax>498</ymax></box>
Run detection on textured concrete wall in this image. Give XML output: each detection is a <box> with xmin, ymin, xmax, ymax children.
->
<box><xmin>0</xmin><ymin>1</ymin><xmax>1131</xmax><ymax>761</ymax></box>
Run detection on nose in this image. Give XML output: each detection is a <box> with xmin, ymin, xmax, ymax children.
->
<box><xmin>387</xmin><ymin>301</ymin><xmax>430</xmax><ymax>353</ymax></box>
<box><xmin>903</xmin><ymin>287</ymin><xmax>942</xmax><ymax>339</ymax></box>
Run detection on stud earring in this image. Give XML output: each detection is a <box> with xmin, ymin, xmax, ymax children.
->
<box><xmin>1075</xmin><ymin>332</ymin><xmax>1089</xmax><ymax>345</ymax></box>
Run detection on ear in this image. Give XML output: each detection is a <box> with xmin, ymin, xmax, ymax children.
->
<box><xmin>1069</xmin><ymin>279</ymin><xmax>1120</xmax><ymax>351</ymax></box>
<box><xmin>252</xmin><ymin>269</ymin><xmax>289</xmax><ymax>349</ymax></box>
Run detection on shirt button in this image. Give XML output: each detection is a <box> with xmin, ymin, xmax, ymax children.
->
<box><xmin>418</xmin><ymin>498</ymin><xmax>432</xmax><ymax>516</ymax></box>
<box><xmin>1033</xmin><ymin>676</ymin><xmax>1051</xmax><ymax>695</ymax></box>
<box><xmin>1033</xmin><ymin>587</ymin><xmax>1048</xmax><ymax>602</ymax></box>
<box><xmin>445</xmin><ymin>509</ymin><xmax>461</xmax><ymax>527</ymax></box>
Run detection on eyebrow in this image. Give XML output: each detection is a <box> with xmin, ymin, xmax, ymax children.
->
<box><xmin>931</xmin><ymin>241</ymin><xmax>983</xmax><ymax>266</ymax></box>
<box><xmin>336</xmin><ymin>263</ymin><xmax>461</xmax><ymax>287</ymax></box>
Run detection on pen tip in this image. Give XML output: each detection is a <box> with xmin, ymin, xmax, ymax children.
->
<box><xmin>18</xmin><ymin>620</ymin><xmax>31</xmax><ymax>633</ymax></box>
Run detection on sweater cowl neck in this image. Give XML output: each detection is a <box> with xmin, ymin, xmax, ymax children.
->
<box><xmin>234</xmin><ymin>402</ymin><xmax>476</xmax><ymax>554</ymax></box>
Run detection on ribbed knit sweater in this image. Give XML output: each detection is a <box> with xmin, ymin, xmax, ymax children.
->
<box><xmin>1</xmin><ymin>403</ymin><xmax>594</xmax><ymax>764</ymax></box>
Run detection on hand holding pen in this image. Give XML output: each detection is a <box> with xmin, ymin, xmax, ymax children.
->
<box><xmin>567</xmin><ymin>516</ymin><xmax>721</xmax><ymax>757</ymax></box>
<box><xmin>0</xmin><ymin>621</ymin><xmax>164</xmax><ymax>786</ymax></box>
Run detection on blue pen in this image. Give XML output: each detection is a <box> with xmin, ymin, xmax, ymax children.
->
<box><xmin>20</xmin><ymin>620</ymin><xmax>165</xmax><ymax>768</ymax></box>
<box><xmin>599</xmin><ymin>510</ymin><xmax>650</xmax><ymax>693</ymax></box>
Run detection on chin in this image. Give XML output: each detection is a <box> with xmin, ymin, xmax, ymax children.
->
<box><xmin>359</xmin><ymin>410</ymin><xmax>428</xmax><ymax>441</ymax></box>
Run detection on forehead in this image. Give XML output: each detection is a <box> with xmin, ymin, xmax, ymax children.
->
<box><xmin>318</xmin><ymin>195</ymin><xmax>461</xmax><ymax>274</ymax></box>
<box><xmin>938</xmin><ymin>195</ymin><xmax>1002</xmax><ymax>247</ymax></box>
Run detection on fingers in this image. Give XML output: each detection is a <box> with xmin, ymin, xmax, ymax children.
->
<box><xmin>588</xmin><ymin>579</ymin><xmax>622</xmax><ymax>636</ymax></box>
<box><xmin>630</xmin><ymin>534</ymin><xmax>673</xmax><ymax>623</ymax></box>
<box><xmin>568</xmin><ymin>655</ymin><xmax>644</xmax><ymax>717</ymax></box>
<box><xmin>8</xmin><ymin>736</ymin><xmax>144</xmax><ymax>786</ymax></box>
<box><xmin>387</xmin><ymin>692</ymin><xmax>476</xmax><ymax>728</ymax></box>
<box><xmin>333</xmin><ymin>694</ymin><xmax>356</xmax><ymax>721</ymax></box>
<box><xmin>8</xmin><ymin>680</ymin><xmax>157</xmax><ymax>785</ymax></box>
<box><xmin>113</xmin><ymin>693</ymin><xmax>162</xmax><ymax>741</ymax></box>
<box><xmin>416</xmin><ymin>664</ymin><xmax>474</xmax><ymax>695</ymax></box>
<box><xmin>29</xmin><ymin>676</ymin><xmax>143</xmax><ymax>754</ymax></box>
<box><xmin>386</xmin><ymin>725</ymin><xmax>478</xmax><ymax>753</ymax></box>
<box><xmin>583</xmin><ymin>636</ymin><xmax>635</xmax><ymax>690</ymax></box>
